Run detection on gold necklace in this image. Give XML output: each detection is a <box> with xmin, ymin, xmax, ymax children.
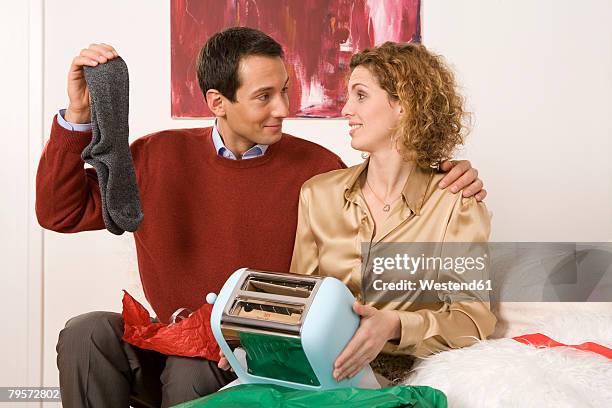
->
<box><xmin>365</xmin><ymin>178</ymin><xmax>402</xmax><ymax>212</ymax></box>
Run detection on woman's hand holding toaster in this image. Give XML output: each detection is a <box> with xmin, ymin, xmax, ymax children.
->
<box><xmin>332</xmin><ymin>301</ymin><xmax>401</xmax><ymax>381</ymax></box>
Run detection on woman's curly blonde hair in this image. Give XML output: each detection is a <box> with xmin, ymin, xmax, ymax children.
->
<box><xmin>350</xmin><ymin>42</ymin><xmax>470</xmax><ymax>168</ymax></box>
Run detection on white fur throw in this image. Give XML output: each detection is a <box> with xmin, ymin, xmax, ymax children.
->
<box><xmin>405</xmin><ymin>313</ymin><xmax>612</xmax><ymax>407</ymax></box>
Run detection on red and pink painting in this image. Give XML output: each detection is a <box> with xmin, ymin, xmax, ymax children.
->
<box><xmin>171</xmin><ymin>0</ymin><xmax>421</xmax><ymax>118</ymax></box>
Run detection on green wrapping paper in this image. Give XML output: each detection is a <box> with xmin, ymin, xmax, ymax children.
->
<box><xmin>239</xmin><ymin>332</ymin><xmax>320</xmax><ymax>386</ymax></box>
<box><xmin>173</xmin><ymin>383</ymin><xmax>447</xmax><ymax>408</ymax></box>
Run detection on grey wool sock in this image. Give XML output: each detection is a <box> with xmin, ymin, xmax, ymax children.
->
<box><xmin>81</xmin><ymin>57</ymin><xmax>144</xmax><ymax>234</ymax></box>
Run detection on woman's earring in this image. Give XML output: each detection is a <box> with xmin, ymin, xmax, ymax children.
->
<box><xmin>361</xmin><ymin>152</ymin><xmax>369</xmax><ymax>159</ymax></box>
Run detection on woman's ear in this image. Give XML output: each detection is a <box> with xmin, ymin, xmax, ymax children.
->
<box><xmin>395</xmin><ymin>101</ymin><xmax>404</xmax><ymax>117</ymax></box>
<box><xmin>389</xmin><ymin>95</ymin><xmax>403</xmax><ymax>116</ymax></box>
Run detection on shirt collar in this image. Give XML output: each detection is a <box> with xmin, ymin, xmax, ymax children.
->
<box><xmin>212</xmin><ymin>121</ymin><xmax>269</xmax><ymax>160</ymax></box>
<box><xmin>343</xmin><ymin>157</ymin><xmax>435</xmax><ymax>216</ymax></box>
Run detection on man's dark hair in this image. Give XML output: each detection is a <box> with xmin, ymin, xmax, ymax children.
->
<box><xmin>197</xmin><ymin>27</ymin><xmax>284</xmax><ymax>102</ymax></box>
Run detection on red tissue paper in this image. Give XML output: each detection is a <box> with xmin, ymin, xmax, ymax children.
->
<box><xmin>513</xmin><ymin>333</ymin><xmax>612</xmax><ymax>360</ymax></box>
<box><xmin>121</xmin><ymin>290</ymin><xmax>220</xmax><ymax>361</ymax></box>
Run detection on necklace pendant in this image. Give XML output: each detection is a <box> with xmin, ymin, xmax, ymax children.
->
<box><xmin>383</xmin><ymin>204</ymin><xmax>391</xmax><ymax>212</ymax></box>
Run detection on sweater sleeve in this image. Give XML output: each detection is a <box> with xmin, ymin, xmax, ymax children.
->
<box><xmin>328</xmin><ymin>155</ymin><xmax>347</xmax><ymax>172</ymax></box>
<box><xmin>35</xmin><ymin>115</ymin><xmax>106</xmax><ymax>232</ymax></box>
<box><xmin>386</xmin><ymin>196</ymin><xmax>497</xmax><ymax>357</ymax></box>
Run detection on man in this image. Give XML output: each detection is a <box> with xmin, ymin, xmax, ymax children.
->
<box><xmin>36</xmin><ymin>27</ymin><xmax>485</xmax><ymax>407</ymax></box>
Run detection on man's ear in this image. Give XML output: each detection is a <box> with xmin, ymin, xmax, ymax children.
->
<box><xmin>206</xmin><ymin>89</ymin><xmax>226</xmax><ymax>116</ymax></box>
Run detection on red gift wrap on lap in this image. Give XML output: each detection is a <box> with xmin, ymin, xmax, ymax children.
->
<box><xmin>121</xmin><ymin>291</ymin><xmax>220</xmax><ymax>361</ymax></box>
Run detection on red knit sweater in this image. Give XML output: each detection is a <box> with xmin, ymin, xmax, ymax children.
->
<box><xmin>36</xmin><ymin>117</ymin><xmax>345</xmax><ymax>322</ymax></box>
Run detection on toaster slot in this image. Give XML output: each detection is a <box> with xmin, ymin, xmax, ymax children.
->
<box><xmin>242</xmin><ymin>276</ymin><xmax>314</xmax><ymax>298</ymax></box>
<box><xmin>229</xmin><ymin>299</ymin><xmax>304</xmax><ymax>325</ymax></box>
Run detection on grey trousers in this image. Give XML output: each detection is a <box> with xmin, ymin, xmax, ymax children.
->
<box><xmin>56</xmin><ymin>311</ymin><xmax>236</xmax><ymax>408</ymax></box>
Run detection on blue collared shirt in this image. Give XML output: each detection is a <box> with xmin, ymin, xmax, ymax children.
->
<box><xmin>56</xmin><ymin>110</ymin><xmax>268</xmax><ymax>160</ymax></box>
<box><xmin>211</xmin><ymin>122</ymin><xmax>268</xmax><ymax>160</ymax></box>
<box><xmin>57</xmin><ymin>109</ymin><xmax>94</xmax><ymax>132</ymax></box>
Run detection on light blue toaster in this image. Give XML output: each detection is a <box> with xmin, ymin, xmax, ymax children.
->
<box><xmin>208</xmin><ymin>268</ymin><xmax>364</xmax><ymax>390</ymax></box>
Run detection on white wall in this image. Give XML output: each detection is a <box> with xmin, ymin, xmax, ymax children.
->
<box><xmin>423</xmin><ymin>0</ymin><xmax>612</xmax><ymax>242</ymax></box>
<box><xmin>0</xmin><ymin>2</ymin><xmax>43</xmax><ymax>408</ymax></box>
<box><xmin>2</xmin><ymin>0</ymin><xmax>611</xmax><ymax>405</ymax></box>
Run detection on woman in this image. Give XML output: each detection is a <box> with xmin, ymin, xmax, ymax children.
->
<box><xmin>290</xmin><ymin>42</ymin><xmax>496</xmax><ymax>384</ymax></box>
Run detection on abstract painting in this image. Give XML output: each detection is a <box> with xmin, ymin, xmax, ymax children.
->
<box><xmin>171</xmin><ymin>0</ymin><xmax>421</xmax><ymax>118</ymax></box>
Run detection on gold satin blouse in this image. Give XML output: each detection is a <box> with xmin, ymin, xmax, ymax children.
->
<box><xmin>290</xmin><ymin>159</ymin><xmax>497</xmax><ymax>358</ymax></box>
